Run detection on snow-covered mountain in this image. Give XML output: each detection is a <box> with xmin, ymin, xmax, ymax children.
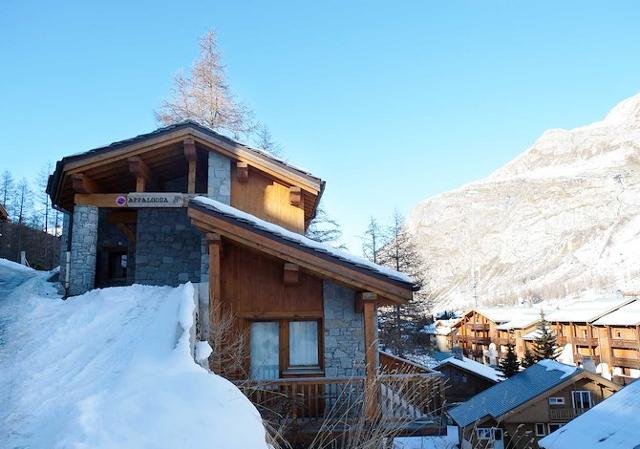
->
<box><xmin>407</xmin><ymin>93</ymin><xmax>640</xmax><ymax>310</ymax></box>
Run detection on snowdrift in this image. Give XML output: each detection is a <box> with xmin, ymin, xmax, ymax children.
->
<box><xmin>0</xmin><ymin>260</ymin><xmax>268</xmax><ymax>449</ymax></box>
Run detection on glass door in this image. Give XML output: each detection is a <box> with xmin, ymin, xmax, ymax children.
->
<box><xmin>250</xmin><ymin>321</ymin><xmax>280</xmax><ymax>380</ymax></box>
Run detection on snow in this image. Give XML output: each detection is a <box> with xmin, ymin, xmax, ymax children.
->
<box><xmin>436</xmin><ymin>355</ymin><xmax>503</xmax><ymax>383</ymax></box>
<box><xmin>545</xmin><ymin>297</ymin><xmax>633</xmax><ymax>323</ymax></box>
<box><xmin>0</xmin><ymin>261</ymin><xmax>268</xmax><ymax>449</ymax></box>
<box><xmin>192</xmin><ymin>196</ymin><xmax>413</xmax><ymax>284</ymax></box>
<box><xmin>537</xmin><ymin>359</ymin><xmax>578</xmax><ymax>379</ymax></box>
<box><xmin>539</xmin><ymin>377</ymin><xmax>640</xmax><ymax>449</ymax></box>
<box><xmin>592</xmin><ymin>298</ymin><xmax>640</xmax><ymax>326</ymax></box>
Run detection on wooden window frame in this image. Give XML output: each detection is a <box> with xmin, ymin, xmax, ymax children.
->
<box><xmin>535</xmin><ymin>423</ymin><xmax>546</xmax><ymax>437</ymax></box>
<box><xmin>548</xmin><ymin>396</ymin><xmax>565</xmax><ymax>405</ymax></box>
<box><xmin>572</xmin><ymin>390</ymin><xmax>592</xmax><ymax>409</ymax></box>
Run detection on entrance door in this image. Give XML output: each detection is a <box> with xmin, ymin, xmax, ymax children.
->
<box><xmin>492</xmin><ymin>428</ymin><xmax>504</xmax><ymax>449</ymax></box>
<box><xmin>250</xmin><ymin>321</ymin><xmax>280</xmax><ymax>380</ymax></box>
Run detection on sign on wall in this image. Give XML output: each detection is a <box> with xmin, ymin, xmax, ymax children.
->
<box><xmin>126</xmin><ymin>193</ymin><xmax>185</xmax><ymax>208</ymax></box>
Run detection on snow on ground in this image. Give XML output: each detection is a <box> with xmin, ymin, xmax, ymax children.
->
<box><xmin>539</xmin><ymin>378</ymin><xmax>640</xmax><ymax>449</ymax></box>
<box><xmin>0</xmin><ymin>259</ymin><xmax>268</xmax><ymax>449</ymax></box>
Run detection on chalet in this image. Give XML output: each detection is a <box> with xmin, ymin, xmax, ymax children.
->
<box><xmin>538</xmin><ymin>376</ymin><xmax>640</xmax><ymax>449</ymax></box>
<box><xmin>434</xmin><ymin>349</ymin><xmax>502</xmax><ymax>404</ymax></box>
<box><xmin>0</xmin><ymin>203</ymin><xmax>8</xmax><ymax>222</ymax></box>
<box><xmin>46</xmin><ymin>121</ymin><xmax>445</xmax><ymax>439</ymax></box>
<box><xmin>448</xmin><ymin>360</ymin><xmax>620</xmax><ymax>449</ymax></box>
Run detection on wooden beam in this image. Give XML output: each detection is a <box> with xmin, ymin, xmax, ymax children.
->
<box><xmin>363</xmin><ymin>299</ymin><xmax>379</xmax><ymax>419</ymax></box>
<box><xmin>184</xmin><ymin>138</ymin><xmax>197</xmax><ymax>194</ymax></box>
<box><xmin>75</xmin><ymin>193</ymin><xmax>127</xmax><ymax>208</ymax></box>
<box><xmin>355</xmin><ymin>291</ymin><xmax>377</xmax><ymax>313</ymax></box>
<box><xmin>71</xmin><ymin>174</ymin><xmax>99</xmax><ymax>194</ymax></box>
<box><xmin>289</xmin><ymin>186</ymin><xmax>302</xmax><ymax>208</ymax></box>
<box><xmin>283</xmin><ymin>263</ymin><xmax>299</xmax><ymax>285</ymax></box>
<box><xmin>236</xmin><ymin>161</ymin><xmax>249</xmax><ymax>183</ymax></box>
<box><xmin>187</xmin><ymin>208</ymin><xmax>412</xmax><ymax>303</ymax></box>
<box><xmin>208</xmin><ymin>233</ymin><xmax>222</xmax><ymax>373</ymax></box>
<box><xmin>128</xmin><ymin>156</ymin><xmax>153</xmax><ymax>192</ymax></box>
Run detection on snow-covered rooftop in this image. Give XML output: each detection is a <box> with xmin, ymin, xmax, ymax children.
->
<box><xmin>190</xmin><ymin>196</ymin><xmax>414</xmax><ymax>285</ymax></box>
<box><xmin>435</xmin><ymin>355</ymin><xmax>503</xmax><ymax>383</ymax></box>
<box><xmin>592</xmin><ymin>298</ymin><xmax>640</xmax><ymax>326</ymax></box>
<box><xmin>539</xmin><ymin>378</ymin><xmax>640</xmax><ymax>449</ymax></box>
<box><xmin>545</xmin><ymin>297</ymin><xmax>634</xmax><ymax>323</ymax></box>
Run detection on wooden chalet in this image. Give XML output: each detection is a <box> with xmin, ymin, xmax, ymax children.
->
<box><xmin>46</xmin><ymin>121</ymin><xmax>445</xmax><ymax>440</ymax></box>
<box><xmin>0</xmin><ymin>203</ymin><xmax>8</xmax><ymax>222</ymax></box>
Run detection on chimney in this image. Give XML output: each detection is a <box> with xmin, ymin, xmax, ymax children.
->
<box><xmin>452</xmin><ymin>347</ymin><xmax>464</xmax><ymax>361</ymax></box>
<box><xmin>581</xmin><ymin>356</ymin><xmax>597</xmax><ymax>373</ymax></box>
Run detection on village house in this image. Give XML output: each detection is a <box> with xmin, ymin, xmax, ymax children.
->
<box><xmin>46</xmin><ymin>121</ymin><xmax>445</xmax><ymax>440</ymax></box>
<box><xmin>0</xmin><ymin>203</ymin><xmax>8</xmax><ymax>222</ymax></box>
<box><xmin>448</xmin><ymin>360</ymin><xmax>620</xmax><ymax>449</ymax></box>
<box><xmin>434</xmin><ymin>348</ymin><xmax>502</xmax><ymax>405</ymax></box>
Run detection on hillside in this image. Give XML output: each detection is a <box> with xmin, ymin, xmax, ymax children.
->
<box><xmin>407</xmin><ymin>93</ymin><xmax>640</xmax><ymax>309</ymax></box>
<box><xmin>0</xmin><ymin>260</ymin><xmax>268</xmax><ymax>449</ymax></box>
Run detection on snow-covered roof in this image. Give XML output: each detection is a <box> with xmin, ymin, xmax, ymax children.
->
<box><xmin>449</xmin><ymin>360</ymin><xmax>581</xmax><ymax>428</ymax></box>
<box><xmin>545</xmin><ymin>297</ymin><xmax>634</xmax><ymax>323</ymax></box>
<box><xmin>592</xmin><ymin>298</ymin><xmax>640</xmax><ymax>326</ymax></box>
<box><xmin>190</xmin><ymin>196</ymin><xmax>414</xmax><ymax>286</ymax></box>
<box><xmin>539</xmin><ymin>378</ymin><xmax>640</xmax><ymax>449</ymax></box>
<box><xmin>435</xmin><ymin>356</ymin><xmax>503</xmax><ymax>383</ymax></box>
<box><xmin>495</xmin><ymin>310</ymin><xmax>541</xmax><ymax>330</ymax></box>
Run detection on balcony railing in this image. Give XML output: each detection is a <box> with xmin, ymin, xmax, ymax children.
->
<box><xmin>236</xmin><ymin>372</ymin><xmax>445</xmax><ymax>432</ymax></box>
<box><xmin>452</xmin><ymin>335</ymin><xmax>491</xmax><ymax>345</ymax></box>
<box><xmin>572</xmin><ymin>337</ymin><xmax>599</xmax><ymax>346</ymax></box>
<box><xmin>610</xmin><ymin>338</ymin><xmax>639</xmax><ymax>349</ymax></box>
<box><xmin>574</xmin><ymin>354</ymin><xmax>600</xmax><ymax>365</ymax></box>
<box><xmin>612</xmin><ymin>357</ymin><xmax>640</xmax><ymax>369</ymax></box>
<box><xmin>549</xmin><ymin>407</ymin><xmax>590</xmax><ymax>420</ymax></box>
<box><xmin>466</xmin><ymin>323</ymin><xmax>490</xmax><ymax>331</ymax></box>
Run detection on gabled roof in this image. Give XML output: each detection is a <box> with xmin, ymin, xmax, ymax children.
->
<box><xmin>47</xmin><ymin>121</ymin><xmax>325</xmax><ymax>211</ymax></box>
<box><xmin>449</xmin><ymin>360</ymin><xmax>593</xmax><ymax>427</ymax></box>
<box><xmin>539</xmin><ymin>378</ymin><xmax>640</xmax><ymax>449</ymax></box>
<box><xmin>545</xmin><ymin>297</ymin><xmax>634</xmax><ymax>323</ymax></box>
<box><xmin>591</xmin><ymin>298</ymin><xmax>640</xmax><ymax>326</ymax></box>
<box><xmin>188</xmin><ymin>196</ymin><xmax>416</xmax><ymax>303</ymax></box>
<box><xmin>435</xmin><ymin>356</ymin><xmax>503</xmax><ymax>383</ymax></box>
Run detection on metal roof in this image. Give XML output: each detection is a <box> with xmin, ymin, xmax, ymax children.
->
<box><xmin>448</xmin><ymin>360</ymin><xmax>582</xmax><ymax>427</ymax></box>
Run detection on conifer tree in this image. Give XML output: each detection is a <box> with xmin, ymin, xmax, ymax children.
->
<box><xmin>532</xmin><ymin>310</ymin><xmax>560</xmax><ymax>361</ymax></box>
<box><xmin>498</xmin><ymin>343</ymin><xmax>520</xmax><ymax>377</ymax></box>
<box><xmin>521</xmin><ymin>349</ymin><xmax>537</xmax><ymax>368</ymax></box>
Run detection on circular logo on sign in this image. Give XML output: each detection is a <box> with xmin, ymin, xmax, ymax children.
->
<box><xmin>115</xmin><ymin>195</ymin><xmax>127</xmax><ymax>207</ymax></box>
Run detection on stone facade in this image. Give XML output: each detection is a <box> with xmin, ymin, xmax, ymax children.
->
<box><xmin>323</xmin><ymin>281</ymin><xmax>366</xmax><ymax>378</ymax></box>
<box><xmin>58</xmin><ymin>212</ymin><xmax>69</xmax><ymax>285</ymax></box>
<box><xmin>68</xmin><ymin>205</ymin><xmax>99</xmax><ymax>296</ymax></box>
<box><xmin>135</xmin><ymin>209</ymin><xmax>202</xmax><ymax>286</ymax></box>
<box><xmin>207</xmin><ymin>152</ymin><xmax>231</xmax><ymax>204</ymax></box>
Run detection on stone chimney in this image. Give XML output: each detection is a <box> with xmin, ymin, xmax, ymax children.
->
<box><xmin>581</xmin><ymin>356</ymin><xmax>597</xmax><ymax>373</ymax></box>
<box><xmin>452</xmin><ymin>347</ymin><xmax>464</xmax><ymax>361</ymax></box>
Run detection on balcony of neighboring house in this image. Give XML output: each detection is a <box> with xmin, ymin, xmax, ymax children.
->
<box><xmin>236</xmin><ymin>352</ymin><xmax>446</xmax><ymax>438</ymax></box>
<box><xmin>612</xmin><ymin>356</ymin><xmax>640</xmax><ymax>369</ymax></box>
<box><xmin>610</xmin><ymin>338</ymin><xmax>639</xmax><ymax>349</ymax></box>
<box><xmin>574</xmin><ymin>353</ymin><xmax>601</xmax><ymax>365</ymax></box>
<box><xmin>465</xmin><ymin>323</ymin><xmax>490</xmax><ymax>331</ymax></box>
<box><xmin>549</xmin><ymin>407</ymin><xmax>590</xmax><ymax>420</ymax></box>
<box><xmin>571</xmin><ymin>337</ymin><xmax>599</xmax><ymax>346</ymax></box>
<box><xmin>557</xmin><ymin>336</ymin><xmax>567</xmax><ymax>345</ymax></box>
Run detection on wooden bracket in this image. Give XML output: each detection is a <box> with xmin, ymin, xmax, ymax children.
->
<box><xmin>128</xmin><ymin>156</ymin><xmax>153</xmax><ymax>192</ymax></box>
<box><xmin>283</xmin><ymin>263</ymin><xmax>300</xmax><ymax>285</ymax></box>
<box><xmin>236</xmin><ymin>161</ymin><xmax>249</xmax><ymax>183</ymax></box>
<box><xmin>289</xmin><ymin>186</ymin><xmax>302</xmax><ymax>208</ymax></box>
<box><xmin>184</xmin><ymin>138</ymin><xmax>197</xmax><ymax>194</ymax></box>
<box><xmin>206</xmin><ymin>233</ymin><xmax>223</xmax><ymax>257</ymax></box>
<box><xmin>355</xmin><ymin>291</ymin><xmax>378</xmax><ymax>313</ymax></box>
<box><xmin>71</xmin><ymin>174</ymin><xmax>99</xmax><ymax>194</ymax></box>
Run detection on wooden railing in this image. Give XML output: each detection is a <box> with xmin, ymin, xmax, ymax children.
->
<box><xmin>466</xmin><ymin>323</ymin><xmax>490</xmax><ymax>331</ymax></box>
<box><xmin>572</xmin><ymin>337</ymin><xmax>599</xmax><ymax>346</ymax></box>
<box><xmin>453</xmin><ymin>335</ymin><xmax>491</xmax><ymax>344</ymax></box>
<box><xmin>549</xmin><ymin>407</ymin><xmax>590</xmax><ymax>420</ymax></box>
<box><xmin>236</xmin><ymin>372</ymin><xmax>444</xmax><ymax>430</ymax></box>
<box><xmin>574</xmin><ymin>354</ymin><xmax>600</xmax><ymax>365</ymax></box>
<box><xmin>612</xmin><ymin>357</ymin><xmax>640</xmax><ymax>369</ymax></box>
<box><xmin>610</xmin><ymin>338</ymin><xmax>639</xmax><ymax>349</ymax></box>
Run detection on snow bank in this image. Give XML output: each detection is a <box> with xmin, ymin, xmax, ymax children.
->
<box><xmin>0</xmin><ymin>264</ymin><xmax>268</xmax><ymax>449</ymax></box>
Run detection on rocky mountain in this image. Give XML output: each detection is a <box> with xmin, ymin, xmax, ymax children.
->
<box><xmin>407</xmin><ymin>93</ymin><xmax>640</xmax><ymax>310</ymax></box>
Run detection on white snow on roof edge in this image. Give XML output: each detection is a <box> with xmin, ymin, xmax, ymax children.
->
<box><xmin>191</xmin><ymin>196</ymin><xmax>414</xmax><ymax>285</ymax></box>
<box><xmin>436</xmin><ymin>356</ymin><xmax>504</xmax><ymax>382</ymax></box>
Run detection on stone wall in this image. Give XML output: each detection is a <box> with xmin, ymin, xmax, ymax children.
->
<box><xmin>207</xmin><ymin>152</ymin><xmax>231</xmax><ymax>203</ymax></box>
<box><xmin>135</xmin><ymin>209</ymin><xmax>202</xmax><ymax>286</ymax></box>
<box><xmin>323</xmin><ymin>281</ymin><xmax>366</xmax><ymax>378</ymax></box>
<box><xmin>68</xmin><ymin>205</ymin><xmax>99</xmax><ymax>296</ymax></box>
<box><xmin>58</xmin><ymin>212</ymin><xmax>69</xmax><ymax>283</ymax></box>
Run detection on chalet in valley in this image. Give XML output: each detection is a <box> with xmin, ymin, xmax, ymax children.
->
<box><xmin>449</xmin><ymin>360</ymin><xmax>619</xmax><ymax>449</ymax></box>
<box><xmin>46</xmin><ymin>121</ymin><xmax>445</xmax><ymax>439</ymax></box>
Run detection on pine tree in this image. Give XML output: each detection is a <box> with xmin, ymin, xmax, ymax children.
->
<box><xmin>521</xmin><ymin>349</ymin><xmax>536</xmax><ymax>368</ymax></box>
<box><xmin>498</xmin><ymin>343</ymin><xmax>520</xmax><ymax>377</ymax></box>
<box><xmin>532</xmin><ymin>310</ymin><xmax>560</xmax><ymax>361</ymax></box>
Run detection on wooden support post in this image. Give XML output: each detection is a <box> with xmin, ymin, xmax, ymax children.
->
<box><xmin>184</xmin><ymin>138</ymin><xmax>197</xmax><ymax>194</ymax></box>
<box><xmin>71</xmin><ymin>174</ymin><xmax>99</xmax><ymax>194</ymax></box>
<box><xmin>236</xmin><ymin>161</ymin><xmax>249</xmax><ymax>183</ymax></box>
<box><xmin>283</xmin><ymin>263</ymin><xmax>299</xmax><ymax>285</ymax></box>
<box><xmin>128</xmin><ymin>156</ymin><xmax>153</xmax><ymax>192</ymax></box>
<box><xmin>289</xmin><ymin>186</ymin><xmax>302</xmax><ymax>207</ymax></box>
<box><xmin>362</xmin><ymin>292</ymin><xmax>379</xmax><ymax>420</ymax></box>
<box><xmin>207</xmin><ymin>232</ymin><xmax>222</xmax><ymax>373</ymax></box>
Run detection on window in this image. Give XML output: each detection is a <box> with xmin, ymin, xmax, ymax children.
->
<box><xmin>548</xmin><ymin>423</ymin><xmax>563</xmax><ymax>434</ymax></box>
<box><xmin>250</xmin><ymin>321</ymin><xmax>280</xmax><ymax>380</ymax></box>
<box><xmin>616</xmin><ymin>331</ymin><xmax>622</xmax><ymax>338</ymax></box>
<box><xmin>289</xmin><ymin>321</ymin><xmax>319</xmax><ymax>367</ymax></box>
<box><xmin>572</xmin><ymin>391</ymin><xmax>592</xmax><ymax>409</ymax></box>
<box><xmin>535</xmin><ymin>423</ymin><xmax>546</xmax><ymax>436</ymax></box>
<box><xmin>476</xmin><ymin>428</ymin><xmax>492</xmax><ymax>440</ymax></box>
<box><xmin>548</xmin><ymin>397</ymin><xmax>565</xmax><ymax>405</ymax></box>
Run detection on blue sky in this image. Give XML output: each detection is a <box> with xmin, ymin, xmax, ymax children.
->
<box><xmin>2</xmin><ymin>1</ymin><xmax>639</xmax><ymax>251</ymax></box>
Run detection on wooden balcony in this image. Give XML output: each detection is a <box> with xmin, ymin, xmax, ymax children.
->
<box><xmin>610</xmin><ymin>338</ymin><xmax>639</xmax><ymax>349</ymax></box>
<box><xmin>237</xmin><ymin>373</ymin><xmax>445</xmax><ymax>437</ymax></box>
<box><xmin>574</xmin><ymin>354</ymin><xmax>600</xmax><ymax>365</ymax></box>
<box><xmin>453</xmin><ymin>335</ymin><xmax>491</xmax><ymax>345</ymax></box>
<box><xmin>612</xmin><ymin>357</ymin><xmax>640</xmax><ymax>369</ymax></box>
<box><xmin>572</xmin><ymin>337</ymin><xmax>599</xmax><ymax>346</ymax></box>
<box><xmin>466</xmin><ymin>323</ymin><xmax>490</xmax><ymax>331</ymax></box>
<box><xmin>549</xmin><ymin>407</ymin><xmax>590</xmax><ymax>420</ymax></box>
<box><xmin>557</xmin><ymin>336</ymin><xmax>567</xmax><ymax>345</ymax></box>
